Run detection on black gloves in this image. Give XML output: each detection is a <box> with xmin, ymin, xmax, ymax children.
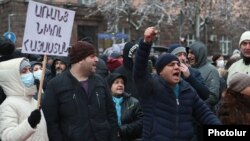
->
<box><xmin>28</xmin><ymin>109</ymin><xmax>41</xmax><ymax>128</ymax></box>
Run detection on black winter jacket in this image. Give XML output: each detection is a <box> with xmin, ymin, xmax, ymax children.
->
<box><xmin>133</xmin><ymin>40</ymin><xmax>222</xmax><ymax>141</ymax></box>
<box><xmin>42</xmin><ymin>70</ymin><xmax>118</xmax><ymax>141</ymax></box>
<box><xmin>119</xmin><ymin>93</ymin><xmax>143</xmax><ymax>141</ymax></box>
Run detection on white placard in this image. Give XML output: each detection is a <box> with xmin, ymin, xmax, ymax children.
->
<box><xmin>21</xmin><ymin>0</ymin><xmax>75</xmax><ymax>56</ymax></box>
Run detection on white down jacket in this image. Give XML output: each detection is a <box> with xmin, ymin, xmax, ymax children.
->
<box><xmin>0</xmin><ymin>57</ymin><xmax>49</xmax><ymax>141</ymax></box>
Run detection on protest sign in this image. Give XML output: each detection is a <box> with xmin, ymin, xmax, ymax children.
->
<box><xmin>22</xmin><ymin>0</ymin><xmax>75</xmax><ymax>56</ymax></box>
<box><xmin>21</xmin><ymin>0</ymin><xmax>75</xmax><ymax>109</ymax></box>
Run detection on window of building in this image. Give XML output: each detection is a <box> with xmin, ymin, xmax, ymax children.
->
<box><xmin>81</xmin><ymin>0</ymin><xmax>96</xmax><ymax>5</ymax></box>
<box><xmin>187</xmin><ymin>34</ymin><xmax>195</xmax><ymax>46</ymax></box>
<box><xmin>219</xmin><ymin>36</ymin><xmax>231</xmax><ymax>55</ymax></box>
<box><xmin>117</xmin><ymin>27</ymin><xmax>128</xmax><ymax>43</ymax></box>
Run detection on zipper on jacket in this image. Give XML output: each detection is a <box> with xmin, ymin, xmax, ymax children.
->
<box><xmin>96</xmin><ymin>92</ymin><xmax>101</xmax><ymax>108</ymax></box>
<box><xmin>73</xmin><ymin>93</ymin><xmax>78</xmax><ymax>104</ymax></box>
<box><xmin>176</xmin><ymin>98</ymin><xmax>179</xmax><ymax>105</ymax></box>
<box><xmin>175</xmin><ymin>98</ymin><xmax>180</xmax><ymax>140</ymax></box>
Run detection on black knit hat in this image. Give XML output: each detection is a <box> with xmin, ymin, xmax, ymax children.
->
<box><xmin>69</xmin><ymin>41</ymin><xmax>96</xmax><ymax>64</ymax></box>
<box><xmin>0</xmin><ymin>36</ymin><xmax>15</xmax><ymax>56</ymax></box>
<box><xmin>123</xmin><ymin>42</ymin><xmax>138</xmax><ymax>59</ymax></box>
<box><xmin>122</xmin><ymin>42</ymin><xmax>138</xmax><ymax>70</ymax></box>
<box><xmin>155</xmin><ymin>53</ymin><xmax>180</xmax><ymax>74</ymax></box>
<box><xmin>30</xmin><ymin>61</ymin><xmax>42</xmax><ymax>68</ymax></box>
<box><xmin>106</xmin><ymin>73</ymin><xmax>127</xmax><ymax>87</ymax></box>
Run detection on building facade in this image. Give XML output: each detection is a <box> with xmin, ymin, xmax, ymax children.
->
<box><xmin>0</xmin><ymin>0</ymin><xmax>105</xmax><ymax>51</ymax></box>
<box><xmin>0</xmin><ymin>0</ymin><xmax>244</xmax><ymax>56</ymax></box>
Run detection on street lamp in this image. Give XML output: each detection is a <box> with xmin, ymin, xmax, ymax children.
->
<box><xmin>8</xmin><ymin>14</ymin><xmax>15</xmax><ymax>32</ymax></box>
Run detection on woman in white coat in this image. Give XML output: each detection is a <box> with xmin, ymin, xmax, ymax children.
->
<box><xmin>0</xmin><ymin>57</ymin><xmax>49</xmax><ymax>141</ymax></box>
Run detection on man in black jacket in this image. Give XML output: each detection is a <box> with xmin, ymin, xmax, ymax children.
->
<box><xmin>133</xmin><ymin>27</ymin><xmax>221</xmax><ymax>141</ymax></box>
<box><xmin>42</xmin><ymin>41</ymin><xmax>118</xmax><ymax>141</ymax></box>
<box><xmin>44</xmin><ymin>56</ymin><xmax>70</xmax><ymax>90</ymax></box>
<box><xmin>114</xmin><ymin>42</ymin><xmax>139</xmax><ymax>99</ymax></box>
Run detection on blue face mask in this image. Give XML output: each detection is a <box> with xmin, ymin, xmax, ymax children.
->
<box><xmin>33</xmin><ymin>70</ymin><xmax>42</xmax><ymax>80</ymax></box>
<box><xmin>21</xmin><ymin>72</ymin><xmax>35</xmax><ymax>88</ymax></box>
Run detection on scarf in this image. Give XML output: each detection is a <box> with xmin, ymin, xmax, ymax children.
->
<box><xmin>112</xmin><ymin>96</ymin><xmax>123</xmax><ymax>127</ymax></box>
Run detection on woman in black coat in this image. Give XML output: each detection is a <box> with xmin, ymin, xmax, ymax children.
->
<box><xmin>106</xmin><ymin>73</ymin><xmax>143</xmax><ymax>141</ymax></box>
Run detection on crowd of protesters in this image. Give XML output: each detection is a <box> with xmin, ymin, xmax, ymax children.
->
<box><xmin>0</xmin><ymin>27</ymin><xmax>250</xmax><ymax>141</ymax></box>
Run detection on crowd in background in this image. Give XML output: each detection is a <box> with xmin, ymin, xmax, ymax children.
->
<box><xmin>0</xmin><ymin>27</ymin><xmax>250</xmax><ymax>141</ymax></box>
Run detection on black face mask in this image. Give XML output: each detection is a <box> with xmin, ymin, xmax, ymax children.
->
<box><xmin>242</xmin><ymin>53</ymin><xmax>250</xmax><ymax>65</ymax></box>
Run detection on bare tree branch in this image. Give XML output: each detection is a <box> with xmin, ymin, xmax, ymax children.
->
<box><xmin>84</xmin><ymin>0</ymin><xmax>250</xmax><ymax>37</ymax></box>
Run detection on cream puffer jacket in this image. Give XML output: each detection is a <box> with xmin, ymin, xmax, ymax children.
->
<box><xmin>0</xmin><ymin>57</ymin><xmax>49</xmax><ymax>141</ymax></box>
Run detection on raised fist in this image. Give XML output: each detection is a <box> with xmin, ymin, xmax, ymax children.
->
<box><xmin>144</xmin><ymin>27</ymin><xmax>158</xmax><ymax>43</ymax></box>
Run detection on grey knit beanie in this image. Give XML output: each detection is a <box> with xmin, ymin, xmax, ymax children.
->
<box><xmin>20</xmin><ymin>59</ymin><xmax>30</xmax><ymax>72</ymax></box>
<box><xmin>229</xmin><ymin>72</ymin><xmax>250</xmax><ymax>92</ymax></box>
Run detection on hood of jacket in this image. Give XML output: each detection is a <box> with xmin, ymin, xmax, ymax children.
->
<box><xmin>51</xmin><ymin>56</ymin><xmax>70</xmax><ymax>76</ymax></box>
<box><xmin>122</xmin><ymin>42</ymin><xmax>138</xmax><ymax>70</ymax></box>
<box><xmin>0</xmin><ymin>57</ymin><xmax>36</xmax><ymax>97</ymax></box>
<box><xmin>188</xmin><ymin>41</ymin><xmax>208</xmax><ymax>68</ymax></box>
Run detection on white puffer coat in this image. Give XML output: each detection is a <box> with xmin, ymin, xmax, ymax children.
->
<box><xmin>0</xmin><ymin>57</ymin><xmax>49</xmax><ymax>141</ymax></box>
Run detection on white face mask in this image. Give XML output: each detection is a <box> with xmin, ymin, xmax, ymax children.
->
<box><xmin>216</xmin><ymin>60</ymin><xmax>225</xmax><ymax>68</ymax></box>
<box><xmin>33</xmin><ymin>69</ymin><xmax>42</xmax><ymax>80</ymax></box>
